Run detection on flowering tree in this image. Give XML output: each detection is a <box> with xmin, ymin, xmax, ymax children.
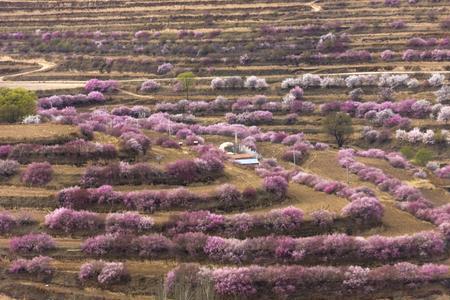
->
<box><xmin>411</xmin><ymin>100</ymin><xmax>431</xmax><ymax>118</ymax></box>
<box><xmin>316</xmin><ymin>32</ymin><xmax>349</xmax><ymax>52</ymax></box>
<box><xmin>97</xmin><ymin>262</ymin><xmax>130</xmax><ymax>285</ymax></box>
<box><xmin>85</xmin><ymin>79</ymin><xmax>118</xmax><ymax>93</ymax></box>
<box><xmin>226</xmin><ymin>111</ymin><xmax>273</xmax><ymax>125</ymax></box>
<box><xmin>133</xmin><ymin>234</ymin><xmax>174</xmax><ymax>258</ymax></box>
<box><xmin>0</xmin><ymin>160</ymin><xmax>19</xmax><ymax>178</ymax></box>
<box><xmin>10</xmin><ymin>233</ymin><xmax>56</xmax><ymax>254</ymax></box>
<box><xmin>395</xmin><ymin>128</ymin><xmax>445</xmax><ymax>145</ymax></box>
<box><xmin>211</xmin><ymin>77</ymin><xmax>225</xmax><ymax>89</ymax></box>
<box><xmin>167</xmin><ymin>263</ymin><xmax>448</xmax><ymax>298</ymax></box>
<box><xmin>320</xmin><ymin>77</ymin><xmax>346</xmax><ymax>88</ymax></box>
<box><xmin>311</xmin><ymin>210</ymin><xmax>335</xmax><ymax>228</ymax></box>
<box><xmin>244</xmin><ymin>76</ymin><xmax>268</xmax><ymax>90</ymax></box>
<box><xmin>140</xmin><ymin>80</ymin><xmax>160</xmax><ymax>92</ymax></box>
<box><xmin>436</xmin><ymin>166</ymin><xmax>450</xmax><ymax>179</ymax></box>
<box><xmin>21</xmin><ymin>162</ymin><xmax>53</xmax><ymax>186</ymax></box>
<box><xmin>166</xmin><ymin>160</ymin><xmax>200</xmax><ymax>185</ymax></box>
<box><xmin>385</xmin><ymin>0</ymin><xmax>400</xmax><ymax>6</ymax></box>
<box><xmin>215</xmin><ymin>184</ymin><xmax>243</xmax><ymax>207</ymax></box>
<box><xmin>349</xmin><ymin>88</ymin><xmax>364</xmax><ymax>101</ymax></box>
<box><xmin>223</xmin><ymin>77</ymin><xmax>245</xmax><ymax>89</ymax></box>
<box><xmin>105</xmin><ymin>212</ymin><xmax>154</xmax><ymax>234</ymax></box>
<box><xmin>157</xmin><ymin>63</ymin><xmax>174</xmax><ymax>75</ymax></box>
<box><xmin>134</xmin><ymin>30</ymin><xmax>149</xmax><ymax>40</ymax></box>
<box><xmin>341</xmin><ymin>197</ymin><xmax>383</xmax><ymax>224</ymax></box>
<box><xmin>79</xmin><ymin>260</ymin><xmax>106</xmax><ymax>281</ymax></box>
<box><xmin>80</xmin><ymin>261</ymin><xmax>130</xmax><ymax>285</ymax></box>
<box><xmin>45</xmin><ymin>208</ymin><xmax>102</xmax><ymax>233</ymax></box>
<box><xmin>380</xmin><ymin>50</ymin><xmax>395</xmax><ymax>61</ymax></box>
<box><xmin>437</xmin><ymin>106</ymin><xmax>450</xmax><ymax>124</ymax></box>
<box><xmin>435</xmin><ymin>86</ymin><xmax>450</xmax><ymax>103</ymax></box>
<box><xmin>9</xmin><ymin>256</ymin><xmax>54</xmax><ymax>280</ymax></box>
<box><xmin>0</xmin><ymin>212</ymin><xmax>18</xmax><ymax>234</ymax></box>
<box><xmin>428</xmin><ymin>73</ymin><xmax>446</xmax><ymax>87</ymax></box>
<box><xmin>402</xmin><ymin>49</ymin><xmax>420</xmax><ymax>61</ymax></box>
<box><xmin>264</xmin><ymin>206</ymin><xmax>304</xmax><ymax>232</ymax></box>
<box><xmin>391</xmin><ymin>20</ymin><xmax>406</xmax><ymax>29</ymax></box>
<box><xmin>263</xmin><ymin>176</ymin><xmax>288</xmax><ymax>199</ymax></box>
<box><xmin>378</xmin><ymin>74</ymin><xmax>409</xmax><ymax>88</ymax></box>
<box><xmin>82</xmin><ymin>233</ymin><xmax>132</xmax><ymax>256</ymax></box>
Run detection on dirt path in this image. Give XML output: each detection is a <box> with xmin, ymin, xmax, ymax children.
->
<box><xmin>118</xmin><ymin>88</ymin><xmax>155</xmax><ymax>100</ymax></box>
<box><xmin>0</xmin><ymin>57</ymin><xmax>152</xmax><ymax>91</ymax></box>
<box><xmin>0</xmin><ymin>56</ymin><xmax>56</xmax><ymax>81</ymax></box>
<box><xmin>0</xmin><ymin>56</ymin><xmax>86</xmax><ymax>90</ymax></box>
<box><xmin>2</xmin><ymin>55</ymin><xmax>450</xmax><ymax>91</ymax></box>
<box><xmin>308</xmin><ymin>1</ymin><xmax>322</xmax><ymax>12</ymax></box>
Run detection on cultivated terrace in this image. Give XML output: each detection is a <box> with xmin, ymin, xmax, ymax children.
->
<box><xmin>0</xmin><ymin>0</ymin><xmax>449</xmax><ymax>299</ymax></box>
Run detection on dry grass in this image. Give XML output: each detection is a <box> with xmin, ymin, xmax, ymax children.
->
<box><xmin>0</xmin><ymin>2</ymin><xmax>312</xmax><ymax>17</ymax></box>
<box><xmin>303</xmin><ymin>150</ymin><xmax>436</xmax><ymax>236</ymax></box>
<box><xmin>0</xmin><ymin>185</ymin><xmax>54</xmax><ymax>197</ymax></box>
<box><xmin>114</xmin><ymin>162</ymin><xmax>261</xmax><ymax>193</ymax></box>
<box><xmin>0</xmin><ymin>124</ymin><xmax>80</xmax><ymax>145</ymax></box>
<box><xmin>358</xmin><ymin>157</ymin><xmax>450</xmax><ymax>207</ymax></box>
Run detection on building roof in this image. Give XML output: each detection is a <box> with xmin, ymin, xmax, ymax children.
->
<box><xmin>229</xmin><ymin>153</ymin><xmax>258</xmax><ymax>159</ymax></box>
<box><xmin>234</xmin><ymin>158</ymin><xmax>259</xmax><ymax>165</ymax></box>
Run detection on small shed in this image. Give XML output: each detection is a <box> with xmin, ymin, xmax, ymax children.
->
<box><xmin>219</xmin><ymin>142</ymin><xmax>260</xmax><ymax>166</ymax></box>
<box><xmin>229</xmin><ymin>153</ymin><xmax>260</xmax><ymax>166</ymax></box>
<box><xmin>234</xmin><ymin>158</ymin><xmax>260</xmax><ymax>165</ymax></box>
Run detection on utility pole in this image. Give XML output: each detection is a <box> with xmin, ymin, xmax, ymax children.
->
<box><xmin>347</xmin><ymin>166</ymin><xmax>350</xmax><ymax>184</ymax></box>
<box><xmin>234</xmin><ymin>131</ymin><xmax>238</xmax><ymax>153</ymax></box>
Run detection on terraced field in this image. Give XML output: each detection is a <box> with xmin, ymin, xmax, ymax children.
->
<box><xmin>0</xmin><ymin>0</ymin><xmax>449</xmax><ymax>299</ymax></box>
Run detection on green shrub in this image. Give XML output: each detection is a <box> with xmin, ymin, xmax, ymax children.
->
<box><xmin>322</xmin><ymin>112</ymin><xmax>353</xmax><ymax>148</ymax></box>
<box><xmin>0</xmin><ymin>88</ymin><xmax>36</xmax><ymax>123</ymax></box>
<box><xmin>414</xmin><ymin>148</ymin><xmax>434</xmax><ymax>166</ymax></box>
<box><xmin>400</xmin><ymin>146</ymin><xmax>415</xmax><ymax>159</ymax></box>
<box><xmin>176</xmin><ymin>72</ymin><xmax>195</xmax><ymax>100</ymax></box>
